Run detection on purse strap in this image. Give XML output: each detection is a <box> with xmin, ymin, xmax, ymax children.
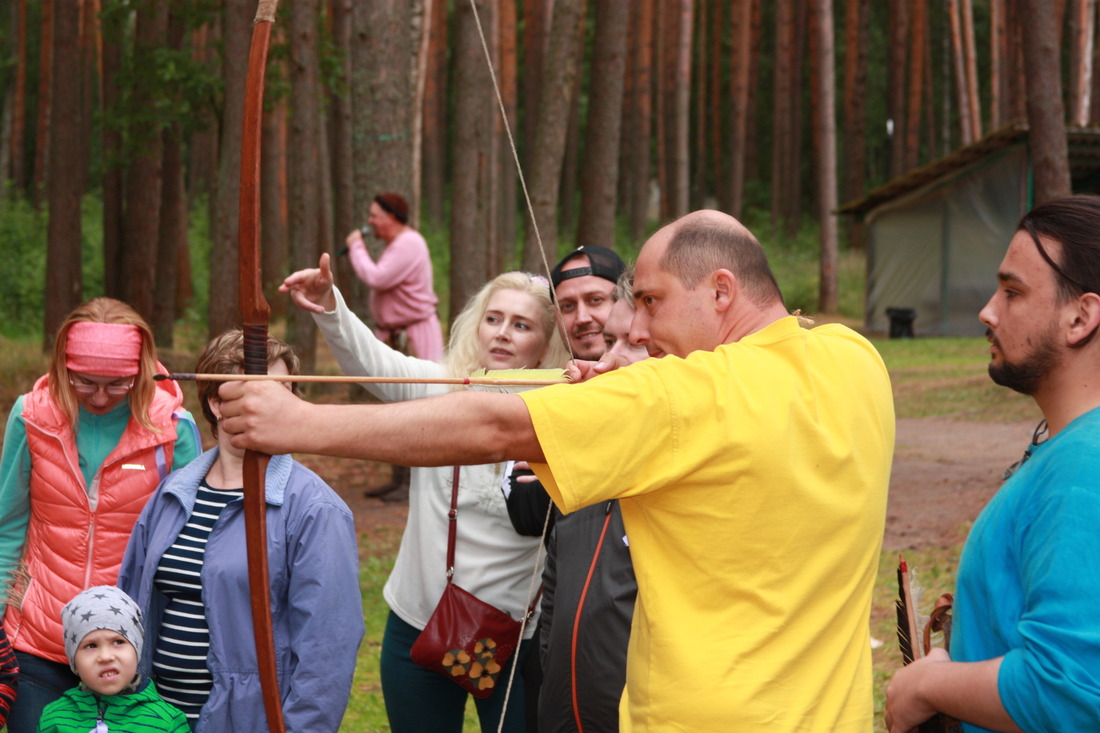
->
<box><xmin>446</xmin><ymin>466</ymin><xmax>543</xmax><ymax>617</ymax></box>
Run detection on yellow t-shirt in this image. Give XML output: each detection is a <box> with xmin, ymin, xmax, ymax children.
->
<box><xmin>520</xmin><ymin>317</ymin><xmax>895</xmax><ymax>732</ymax></box>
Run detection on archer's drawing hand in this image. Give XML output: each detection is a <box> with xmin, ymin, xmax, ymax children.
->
<box><xmin>218</xmin><ymin>380</ymin><xmax>311</xmax><ymax>456</ymax></box>
<box><xmin>280</xmin><ymin>253</ymin><xmax>336</xmax><ymax>313</ymax></box>
<box><xmin>885</xmin><ymin>647</ymin><xmax>951</xmax><ymax>733</ymax></box>
<box><xmin>565</xmin><ymin>352</ymin><xmax>632</xmax><ymax>383</ymax></box>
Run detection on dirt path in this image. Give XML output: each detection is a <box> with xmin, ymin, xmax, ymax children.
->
<box><xmin>885</xmin><ymin>416</ymin><xmax>1038</xmax><ymax>550</ymax></box>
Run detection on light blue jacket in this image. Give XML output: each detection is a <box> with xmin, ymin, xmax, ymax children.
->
<box><xmin>118</xmin><ymin>448</ymin><xmax>363</xmax><ymax>733</ymax></box>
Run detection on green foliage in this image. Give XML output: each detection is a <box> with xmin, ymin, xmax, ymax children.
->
<box><xmin>750</xmin><ymin>212</ymin><xmax>866</xmax><ymax>320</ymax></box>
<box><xmin>0</xmin><ymin>197</ymin><xmax>105</xmax><ymax>339</ymax></box>
<box><xmin>97</xmin><ymin>0</ymin><xmax>222</xmax><ymax>171</ymax></box>
<box><xmin>0</xmin><ymin>199</ymin><xmax>47</xmax><ymax>337</ymax></box>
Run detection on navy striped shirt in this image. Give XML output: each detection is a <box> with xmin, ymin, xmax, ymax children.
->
<box><xmin>152</xmin><ymin>480</ymin><xmax>242</xmax><ymax>722</ymax></box>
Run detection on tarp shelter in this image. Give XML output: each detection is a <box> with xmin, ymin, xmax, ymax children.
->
<box><xmin>838</xmin><ymin>123</ymin><xmax>1100</xmax><ymax>336</ymax></box>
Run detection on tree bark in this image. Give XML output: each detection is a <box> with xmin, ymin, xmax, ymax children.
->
<box><xmin>842</xmin><ymin>0</ymin><xmax>869</xmax><ymax>207</ymax></box>
<box><xmin>521</xmin><ymin>0</ymin><xmax>586</xmax><ymax>272</ymax></box>
<box><xmin>623</xmin><ymin>0</ymin><xmax>654</xmax><ymax>243</ymax></box>
<box><xmin>10</xmin><ymin>0</ymin><xmax>27</xmax><ymax>191</ymax></box>
<box><xmin>1070</xmin><ymin>0</ymin><xmax>1096</xmax><ymax>127</ymax></box>
<box><xmin>577</xmin><ymin>0</ymin><xmax>629</xmax><ymax>250</ymax></box>
<box><xmin>329</xmin><ymin>0</ymin><xmax>354</xmax><ymax>308</ymax></box>
<box><xmin>287</xmin><ymin>0</ymin><xmax>326</xmax><ymax>374</ymax></box>
<box><xmin>728</xmin><ymin>0</ymin><xmax>757</xmax><ymax>218</ymax></box>
<box><xmin>450</xmin><ymin>0</ymin><xmax>494</xmax><ymax>315</ymax></box>
<box><xmin>43</xmin><ymin>0</ymin><xmax>85</xmax><ymax>345</ymax></box>
<box><xmin>496</xmin><ymin>0</ymin><xmax>518</xmax><ymax>275</ymax></box>
<box><xmin>990</xmin><ymin>0</ymin><xmax>1007</xmax><ymax>128</ymax></box>
<box><xmin>522</xmin><ymin>0</ymin><xmax>551</xmax><ymax>182</ymax></box>
<box><xmin>153</xmin><ymin>9</ymin><xmax>188</xmax><ymax>347</ymax></box>
<box><xmin>208</xmin><ymin>0</ymin><xmax>251</xmax><ymax>338</ymax></box>
<box><xmin>887</xmin><ymin>0</ymin><xmax>909</xmax><ymax>178</ymax></box>
<box><xmin>1022</xmin><ymin>0</ymin><xmax>1072</xmax><ymax>202</ymax></box>
<box><xmin>905</xmin><ymin>0</ymin><xmax>927</xmax><ymax>167</ymax></box>
<box><xmin>961</xmin><ymin>0</ymin><xmax>981</xmax><ymax>140</ymax></box>
<box><xmin>33</xmin><ymin>0</ymin><xmax>54</xmax><ymax>207</ymax></box>
<box><xmin>120</xmin><ymin>1</ymin><xmax>168</xmax><ymax>323</ymax></box>
<box><xmin>811</xmin><ymin>0</ymin><xmax>838</xmax><ymax>313</ymax></box>
<box><xmin>421</xmin><ymin>0</ymin><xmax>448</xmax><ymax>227</ymax></box>
<box><xmin>350</xmin><ymin>0</ymin><xmax>416</xmax><ymax>319</ymax></box>
<box><xmin>669</xmin><ymin>0</ymin><xmax>693</xmax><ymax>219</ymax></box>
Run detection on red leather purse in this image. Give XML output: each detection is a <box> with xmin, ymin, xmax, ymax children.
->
<box><xmin>410</xmin><ymin>468</ymin><xmax>540</xmax><ymax>698</ymax></box>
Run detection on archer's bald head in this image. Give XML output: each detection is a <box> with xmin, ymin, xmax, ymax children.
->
<box><xmin>657</xmin><ymin>210</ymin><xmax>784</xmax><ymax>309</ymax></box>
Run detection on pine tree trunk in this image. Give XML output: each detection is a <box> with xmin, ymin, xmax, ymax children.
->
<box><xmin>670</xmin><ymin>0</ymin><xmax>693</xmax><ymax>218</ymax></box>
<box><xmin>728</xmin><ymin>0</ymin><xmax>757</xmax><ymax>218</ymax></box>
<box><xmin>207</xmin><ymin>0</ymin><xmax>250</xmax><ymax>338</ymax></box>
<box><xmin>329</xmin><ymin>0</ymin><xmax>355</xmax><ymax>308</ymax></box>
<box><xmin>887</xmin><ymin>0</ymin><xmax>909</xmax><ymax>178</ymax></box>
<box><xmin>772</xmin><ymin>0</ymin><xmax>795</xmax><ymax>230</ymax></box>
<box><xmin>962</xmin><ymin>0</ymin><xmax>982</xmax><ymax>140</ymax></box>
<box><xmin>842</xmin><ymin>0</ymin><xmax>869</xmax><ymax>206</ymax></box>
<box><xmin>450</xmin><ymin>0</ymin><xmax>494</xmax><ymax>316</ymax></box>
<box><xmin>990</xmin><ymin>0</ymin><xmax>1007</xmax><ymax>128</ymax></box>
<box><xmin>577</xmin><ymin>0</ymin><xmax>629</xmax><ymax>250</ymax></box>
<box><xmin>905</xmin><ymin>0</ymin><xmax>927</xmax><ymax>167</ymax></box>
<box><xmin>152</xmin><ymin>9</ymin><xmax>188</xmax><ymax>348</ymax></box>
<box><xmin>287</xmin><ymin>0</ymin><xmax>326</xmax><ymax>374</ymax></box>
<box><xmin>1070</xmin><ymin>0</ymin><xmax>1096</xmax><ymax>127</ymax></box>
<box><xmin>624</xmin><ymin>0</ymin><xmax>654</xmax><ymax>243</ymax></box>
<box><xmin>811</xmin><ymin>0</ymin><xmax>838</xmax><ymax>313</ymax></box>
<box><xmin>1022</xmin><ymin>0</ymin><xmax>1072</xmax><ymax>203</ymax></box>
<box><xmin>496</xmin><ymin>0</ymin><xmax>518</xmax><ymax>275</ymax></box>
<box><xmin>43</xmin><ymin>0</ymin><xmax>84</xmax><ymax>345</ymax></box>
<box><xmin>10</xmin><ymin>0</ymin><xmax>27</xmax><ymax>191</ymax></box>
<box><xmin>421</xmin><ymin>0</ymin><xmax>448</xmax><ymax>226</ymax></box>
<box><xmin>521</xmin><ymin>0</ymin><xmax>586</xmax><ymax>272</ymax></box>
<box><xmin>33</xmin><ymin>0</ymin><xmax>53</xmax><ymax>207</ymax></box>
<box><xmin>120</xmin><ymin>2</ymin><xmax>167</xmax><ymax>323</ymax></box>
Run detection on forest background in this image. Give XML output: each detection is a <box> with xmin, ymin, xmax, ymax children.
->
<box><xmin>0</xmin><ymin>1</ymin><xmax>1087</xmax><ymax>730</ymax></box>
<box><xmin>0</xmin><ymin>0</ymin><xmax>1084</xmax><ymax>366</ymax></box>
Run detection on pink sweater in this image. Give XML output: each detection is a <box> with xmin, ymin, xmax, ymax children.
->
<box><xmin>348</xmin><ymin>229</ymin><xmax>443</xmax><ymax>360</ymax></box>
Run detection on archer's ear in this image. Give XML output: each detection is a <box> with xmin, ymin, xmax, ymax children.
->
<box><xmin>1066</xmin><ymin>292</ymin><xmax>1100</xmax><ymax>346</ymax></box>
<box><xmin>714</xmin><ymin>269</ymin><xmax>737</xmax><ymax>312</ymax></box>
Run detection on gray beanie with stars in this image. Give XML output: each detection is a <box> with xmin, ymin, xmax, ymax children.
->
<box><xmin>61</xmin><ymin>585</ymin><xmax>144</xmax><ymax>673</ymax></box>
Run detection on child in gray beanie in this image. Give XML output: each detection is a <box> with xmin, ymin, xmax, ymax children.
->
<box><xmin>37</xmin><ymin>586</ymin><xmax>188</xmax><ymax>733</ymax></box>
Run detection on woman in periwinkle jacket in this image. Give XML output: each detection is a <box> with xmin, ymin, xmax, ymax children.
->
<box><xmin>118</xmin><ymin>330</ymin><xmax>363</xmax><ymax>732</ymax></box>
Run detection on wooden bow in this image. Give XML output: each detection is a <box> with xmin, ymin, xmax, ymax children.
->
<box><xmin>239</xmin><ymin>2</ymin><xmax>284</xmax><ymax>731</ymax></box>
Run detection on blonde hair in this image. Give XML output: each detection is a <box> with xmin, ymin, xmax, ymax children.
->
<box><xmin>444</xmin><ymin>272</ymin><xmax>570</xmax><ymax>378</ymax></box>
<box><xmin>48</xmin><ymin>298</ymin><xmax>160</xmax><ymax>432</ymax></box>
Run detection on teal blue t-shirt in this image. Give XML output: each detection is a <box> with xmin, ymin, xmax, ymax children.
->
<box><xmin>953</xmin><ymin>408</ymin><xmax>1100</xmax><ymax>732</ymax></box>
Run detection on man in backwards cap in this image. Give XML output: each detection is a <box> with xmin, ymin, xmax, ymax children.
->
<box><xmin>550</xmin><ymin>246</ymin><xmax>626</xmax><ymax>360</ymax></box>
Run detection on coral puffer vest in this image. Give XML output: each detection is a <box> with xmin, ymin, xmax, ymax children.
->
<box><xmin>8</xmin><ymin>373</ymin><xmax>185</xmax><ymax>663</ymax></box>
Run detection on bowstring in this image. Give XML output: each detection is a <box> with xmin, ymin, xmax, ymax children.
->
<box><xmin>466</xmin><ymin>1</ymin><xmax>568</xmax><ymax>725</ymax></box>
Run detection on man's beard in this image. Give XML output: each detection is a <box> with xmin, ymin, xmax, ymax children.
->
<box><xmin>988</xmin><ymin>329</ymin><xmax>1060</xmax><ymax>395</ymax></box>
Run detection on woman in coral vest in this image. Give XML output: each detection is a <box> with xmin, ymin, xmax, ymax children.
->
<box><xmin>0</xmin><ymin>298</ymin><xmax>201</xmax><ymax>731</ymax></box>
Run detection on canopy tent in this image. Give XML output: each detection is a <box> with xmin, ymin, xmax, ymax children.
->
<box><xmin>838</xmin><ymin>123</ymin><xmax>1100</xmax><ymax>336</ymax></box>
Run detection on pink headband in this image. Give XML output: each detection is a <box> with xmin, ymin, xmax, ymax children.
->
<box><xmin>65</xmin><ymin>322</ymin><xmax>144</xmax><ymax>377</ymax></box>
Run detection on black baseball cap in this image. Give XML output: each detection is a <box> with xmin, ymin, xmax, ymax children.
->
<box><xmin>549</xmin><ymin>245</ymin><xmax>626</xmax><ymax>289</ymax></box>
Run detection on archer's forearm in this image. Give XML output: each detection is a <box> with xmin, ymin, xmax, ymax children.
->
<box><xmin>912</xmin><ymin>657</ymin><xmax>1020</xmax><ymax>732</ymax></box>
<box><xmin>223</xmin><ymin>382</ymin><xmax>544</xmax><ymax>466</ymax></box>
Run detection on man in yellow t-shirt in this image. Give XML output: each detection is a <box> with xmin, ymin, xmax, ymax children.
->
<box><xmin>218</xmin><ymin>209</ymin><xmax>895</xmax><ymax>732</ymax></box>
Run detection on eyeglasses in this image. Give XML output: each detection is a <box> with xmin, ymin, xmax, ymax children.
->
<box><xmin>69</xmin><ymin>377</ymin><xmax>135</xmax><ymax>396</ymax></box>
